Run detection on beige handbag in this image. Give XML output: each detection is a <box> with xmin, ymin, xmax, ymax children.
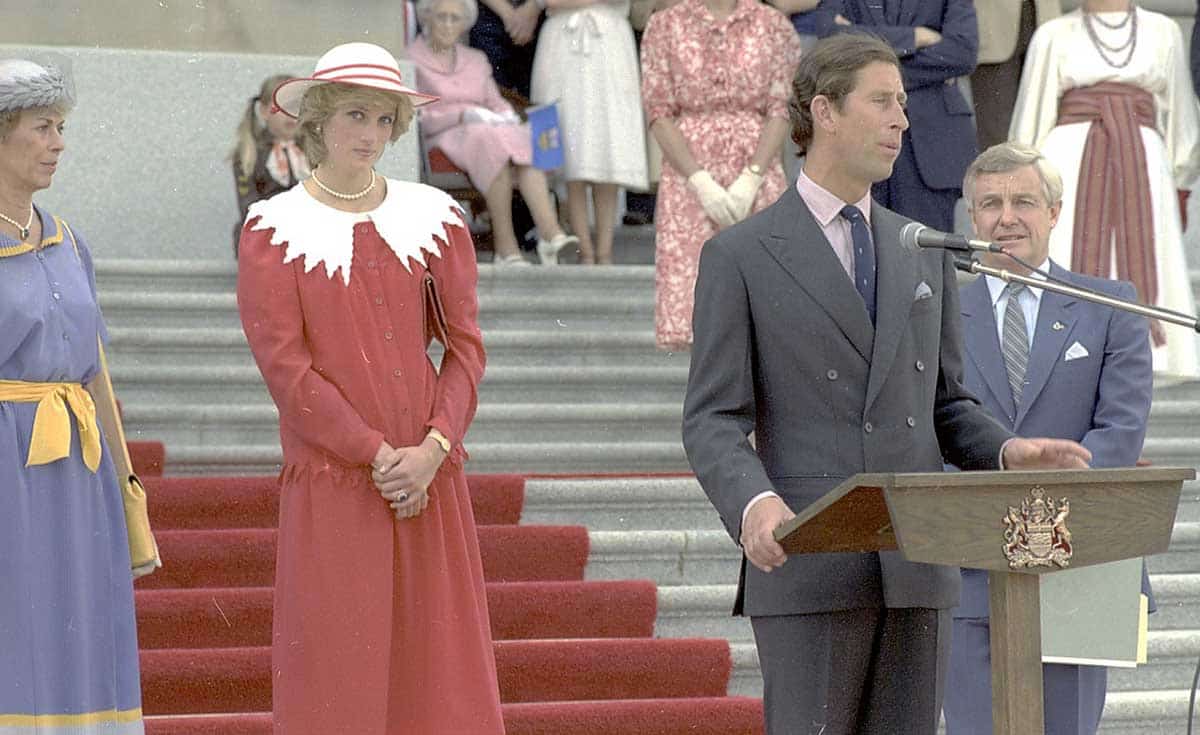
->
<box><xmin>92</xmin><ymin>337</ymin><xmax>161</xmax><ymax>576</ymax></box>
<box><xmin>61</xmin><ymin>219</ymin><xmax>160</xmax><ymax>576</ymax></box>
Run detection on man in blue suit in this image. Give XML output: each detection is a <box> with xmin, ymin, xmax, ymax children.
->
<box><xmin>811</xmin><ymin>0</ymin><xmax>978</xmax><ymax>232</ymax></box>
<box><xmin>942</xmin><ymin>142</ymin><xmax>1154</xmax><ymax>735</ymax></box>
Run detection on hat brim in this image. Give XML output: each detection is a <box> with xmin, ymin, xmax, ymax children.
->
<box><xmin>273</xmin><ymin>76</ymin><xmax>438</xmax><ymax>119</ymax></box>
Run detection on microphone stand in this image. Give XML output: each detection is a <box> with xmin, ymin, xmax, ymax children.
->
<box><xmin>953</xmin><ymin>256</ymin><xmax>1200</xmax><ymax>334</ymax></box>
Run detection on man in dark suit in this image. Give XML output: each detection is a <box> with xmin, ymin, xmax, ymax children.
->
<box><xmin>681</xmin><ymin>34</ymin><xmax>1093</xmax><ymax>735</ymax></box>
<box><xmin>810</xmin><ymin>0</ymin><xmax>978</xmax><ymax>232</ymax></box>
<box><xmin>942</xmin><ymin>143</ymin><xmax>1153</xmax><ymax>735</ymax></box>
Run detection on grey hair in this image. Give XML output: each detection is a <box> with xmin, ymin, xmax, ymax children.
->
<box><xmin>0</xmin><ymin>59</ymin><xmax>76</xmax><ymax>115</ymax></box>
<box><xmin>963</xmin><ymin>141</ymin><xmax>1064</xmax><ymax>208</ymax></box>
<box><xmin>416</xmin><ymin>0</ymin><xmax>479</xmax><ymax>35</ymax></box>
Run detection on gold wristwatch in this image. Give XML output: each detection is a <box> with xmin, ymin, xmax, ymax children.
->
<box><xmin>426</xmin><ymin>429</ymin><xmax>451</xmax><ymax>454</ymax></box>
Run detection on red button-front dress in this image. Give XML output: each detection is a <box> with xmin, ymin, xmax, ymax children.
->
<box><xmin>236</xmin><ymin>178</ymin><xmax>503</xmax><ymax>734</ymax></box>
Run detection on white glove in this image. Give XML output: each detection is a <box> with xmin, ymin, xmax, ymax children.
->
<box><xmin>688</xmin><ymin>170</ymin><xmax>738</xmax><ymax>228</ymax></box>
<box><xmin>461</xmin><ymin>106</ymin><xmax>509</xmax><ymax>125</ymax></box>
<box><xmin>726</xmin><ymin>168</ymin><xmax>765</xmax><ymax>222</ymax></box>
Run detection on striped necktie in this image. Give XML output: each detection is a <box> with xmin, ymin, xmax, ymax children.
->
<box><xmin>1002</xmin><ymin>283</ymin><xmax>1029</xmax><ymax>407</ymax></box>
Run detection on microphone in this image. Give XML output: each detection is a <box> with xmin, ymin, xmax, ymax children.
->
<box><xmin>899</xmin><ymin>222</ymin><xmax>1005</xmax><ymax>254</ymax></box>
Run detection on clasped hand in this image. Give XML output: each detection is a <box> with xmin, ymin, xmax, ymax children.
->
<box><xmin>371</xmin><ymin>439</ymin><xmax>447</xmax><ymax>520</ymax></box>
<box><xmin>688</xmin><ymin>169</ymin><xmax>763</xmax><ymax>228</ymax></box>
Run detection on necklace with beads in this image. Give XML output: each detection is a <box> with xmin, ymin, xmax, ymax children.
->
<box><xmin>311</xmin><ymin>169</ymin><xmax>377</xmax><ymax>200</ymax></box>
<box><xmin>1082</xmin><ymin>3</ymin><xmax>1138</xmax><ymax>69</ymax></box>
<box><xmin>0</xmin><ymin>205</ymin><xmax>34</xmax><ymax>241</ymax></box>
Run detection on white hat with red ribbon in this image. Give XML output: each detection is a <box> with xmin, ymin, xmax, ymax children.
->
<box><xmin>273</xmin><ymin>42</ymin><xmax>437</xmax><ymax>119</ymax></box>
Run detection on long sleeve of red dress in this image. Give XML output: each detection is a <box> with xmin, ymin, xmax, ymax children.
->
<box><xmin>237</xmin><ymin>222</ymin><xmax>385</xmax><ymax>467</ymax></box>
<box><xmin>424</xmin><ymin>222</ymin><xmax>486</xmax><ymax>457</ymax></box>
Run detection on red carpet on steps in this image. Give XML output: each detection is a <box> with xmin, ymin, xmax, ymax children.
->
<box><xmin>132</xmin><ymin>460</ymin><xmax>762</xmax><ymax>734</ymax></box>
<box><xmin>141</xmin><ymin>473</ymin><xmax>526</xmax><ymax>529</ymax></box>
<box><xmin>145</xmin><ymin>699</ymin><xmax>765</xmax><ymax>735</ymax></box>
<box><xmin>136</xmin><ymin>580</ymin><xmax>656</xmax><ymax>649</ymax></box>
<box><xmin>136</xmin><ymin>524</ymin><xmax>589</xmax><ymax>589</ymax></box>
<box><xmin>140</xmin><ymin>638</ymin><xmax>731</xmax><ymax>713</ymax></box>
<box><xmin>130</xmin><ymin>441</ymin><xmax>165</xmax><ymax>477</ymax></box>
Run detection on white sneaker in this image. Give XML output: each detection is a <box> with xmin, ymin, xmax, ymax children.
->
<box><xmin>494</xmin><ymin>253</ymin><xmax>532</xmax><ymax>267</ymax></box>
<box><xmin>536</xmin><ymin>233</ymin><xmax>580</xmax><ymax>265</ymax></box>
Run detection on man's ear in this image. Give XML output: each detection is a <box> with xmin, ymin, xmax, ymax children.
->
<box><xmin>811</xmin><ymin>95</ymin><xmax>837</xmax><ymax>135</ymax></box>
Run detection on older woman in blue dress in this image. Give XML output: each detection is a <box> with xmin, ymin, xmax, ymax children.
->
<box><xmin>0</xmin><ymin>59</ymin><xmax>146</xmax><ymax>734</ymax></box>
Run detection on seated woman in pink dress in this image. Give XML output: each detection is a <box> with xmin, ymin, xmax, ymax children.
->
<box><xmin>409</xmin><ymin>0</ymin><xmax>578</xmax><ymax>265</ymax></box>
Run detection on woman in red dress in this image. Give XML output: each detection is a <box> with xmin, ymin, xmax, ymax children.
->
<box><xmin>236</xmin><ymin>42</ymin><xmax>504</xmax><ymax>735</ymax></box>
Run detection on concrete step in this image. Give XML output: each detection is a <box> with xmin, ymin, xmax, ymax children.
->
<box><xmin>1108</xmin><ymin>629</ymin><xmax>1200</xmax><ymax>693</ymax></box>
<box><xmin>106</xmin><ymin>326</ymin><xmax>679</xmax><ymax>368</ymax></box>
<box><xmin>655</xmin><ymin>585</ymin><xmax>750</xmax><ymax>643</ymax></box>
<box><xmin>158</xmin><ymin>440</ymin><xmax>691</xmax><ymax>476</ymax></box>
<box><xmin>728</xmin><ymin>642</ymin><xmax>762</xmax><ymax>698</ymax></box>
<box><xmin>94</xmin><ymin>259</ymin><xmax>236</xmax><ymax>294</ymax></box>
<box><xmin>110</xmin><ymin>363</ymin><xmax>689</xmax><ymax>406</ymax></box>
<box><xmin>1144</xmin><ymin>573</ymin><xmax>1200</xmax><ymax>629</ymax></box>
<box><xmin>94</xmin><ymin>259</ymin><xmax>658</xmax><ymax>296</ymax></box>
<box><xmin>124</xmin><ymin>402</ymin><xmax>684</xmax><ymax>447</ymax></box>
<box><xmin>1149</xmin><ymin>522</ymin><xmax>1200</xmax><ymax>574</ymax></box>
<box><xmin>583</xmin><ymin>529</ymin><xmax>739</xmax><ymax>587</ymax></box>
<box><xmin>1097</xmin><ymin>689</ymin><xmax>1198</xmax><ymax>734</ymax></box>
<box><xmin>654</xmin><ymin>583</ymin><xmax>1200</xmax><ymax>695</ymax></box>
<box><xmin>522</xmin><ymin>477</ymin><xmax>722</xmax><ymax>532</ymax></box>
<box><xmin>1140</xmin><ymin>438</ymin><xmax>1200</xmax><ymax>467</ymax></box>
<box><xmin>98</xmin><ymin>289</ymin><xmax>656</xmax><ymax>331</ymax></box>
<box><xmin>1146</xmin><ymin>400</ymin><xmax>1200</xmax><ymax>439</ymax></box>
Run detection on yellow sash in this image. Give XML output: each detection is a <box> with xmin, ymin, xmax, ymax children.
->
<box><xmin>0</xmin><ymin>379</ymin><xmax>102</xmax><ymax>472</ymax></box>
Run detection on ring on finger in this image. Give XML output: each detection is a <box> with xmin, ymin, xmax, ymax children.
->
<box><xmin>397</xmin><ymin>491</ymin><xmax>409</xmax><ymax>502</ymax></box>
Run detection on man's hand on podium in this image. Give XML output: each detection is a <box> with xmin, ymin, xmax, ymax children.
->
<box><xmin>1002</xmin><ymin>437</ymin><xmax>1093</xmax><ymax>470</ymax></box>
<box><xmin>741</xmin><ymin>496</ymin><xmax>796</xmax><ymax>573</ymax></box>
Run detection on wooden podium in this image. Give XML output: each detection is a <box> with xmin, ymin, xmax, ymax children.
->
<box><xmin>773</xmin><ymin>467</ymin><xmax>1194</xmax><ymax>735</ymax></box>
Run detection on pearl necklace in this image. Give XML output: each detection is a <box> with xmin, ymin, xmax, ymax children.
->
<box><xmin>311</xmin><ymin>169</ymin><xmax>377</xmax><ymax>200</ymax></box>
<box><xmin>0</xmin><ymin>205</ymin><xmax>34</xmax><ymax>241</ymax></box>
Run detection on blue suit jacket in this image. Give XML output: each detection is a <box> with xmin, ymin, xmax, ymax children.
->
<box><xmin>954</xmin><ymin>264</ymin><xmax>1153</xmax><ymax>618</ymax></box>
<box><xmin>811</xmin><ymin>0</ymin><xmax>978</xmax><ymax>190</ymax></box>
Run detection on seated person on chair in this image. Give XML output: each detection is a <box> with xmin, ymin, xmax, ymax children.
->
<box><xmin>408</xmin><ymin>0</ymin><xmax>577</xmax><ymax>265</ymax></box>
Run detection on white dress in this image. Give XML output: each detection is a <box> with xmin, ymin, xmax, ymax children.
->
<box><xmin>531</xmin><ymin>0</ymin><xmax>649</xmax><ymax>189</ymax></box>
<box><xmin>1010</xmin><ymin>8</ymin><xmax>1200</xmax><ymax>380</ymax></box>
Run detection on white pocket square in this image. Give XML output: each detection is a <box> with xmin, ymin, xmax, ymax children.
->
<box><xmin>914</xmin><ymin>281</ymin><xmax>933</xmax><ymax>301</ymax></box>
<box><xmin>1064</xmin><ymin>342</ymin><xmax>1089</xmax><ymax>361</ymax></box>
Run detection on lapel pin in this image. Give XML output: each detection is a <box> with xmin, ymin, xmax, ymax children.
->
<box><xmin>1052</xmin><ymin>321</ymin><xmax>1065</xmax><ymax>331</ymax></box>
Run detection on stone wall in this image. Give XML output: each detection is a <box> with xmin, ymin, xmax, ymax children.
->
<box><xmin>0</xmin><ymin>43</ymin><xmax>420</xmax><ymax>260</ymax></box>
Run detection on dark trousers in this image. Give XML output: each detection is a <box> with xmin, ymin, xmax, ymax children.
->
<box><xmin>468</xmin><ymin>2</ymin><xmax>540</xmax><ymax>100</ymax></box>
<box><xmin>970</xmin><ymin>0</ymin><xmax>1037</xmax><ymax>151</ymax></box>
<box><xmin>943</xmin><ymin>617</ymin><xmax>1107</xmax><ymax>735</ymax></box>
<box><xmin>872</xmin><ymin>129</ymin><xmax>960</xmax><ymax>233</ymax></box>
<box><xmin>751</xmin><ymin>607</ymin><xmax>951</xmax><ymax>735</ymax></box>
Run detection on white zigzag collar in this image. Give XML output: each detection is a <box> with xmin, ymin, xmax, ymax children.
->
<box><xmin>246</xmin><ymin>177</ymin><xmax>463</xmax><ymax>285</ymax></box>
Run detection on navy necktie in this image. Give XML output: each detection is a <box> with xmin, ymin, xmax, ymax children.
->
<box><xmin>840</xmin><ymin>205</ymin><xmax>876</xmax><ymax>324</ymax></box>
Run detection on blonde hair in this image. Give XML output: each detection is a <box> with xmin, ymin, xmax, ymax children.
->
<box><xmin>230</xmin><ymin>74</ymin><xmax>292</xmax><ymax>177</ymax></box>
<box><xmin>964</xmin><ymin>142</ymin><xmax>1064</xmax><ymax>208</ymax></box>
<box><xmin>296</xmin><ymin>84</ymin><xmax>414</xmax><ymax>167</ymax></box>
